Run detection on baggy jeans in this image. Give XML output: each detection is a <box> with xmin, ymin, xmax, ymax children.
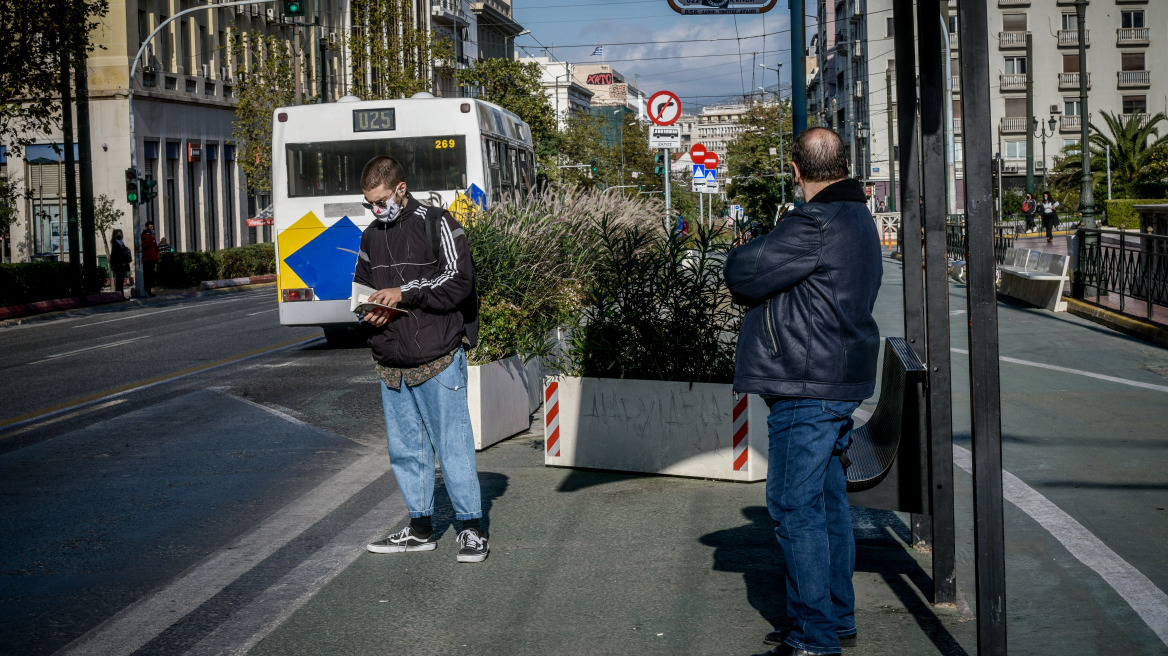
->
<box><xmin>380</xmin><ymin>348</ymin><xmax>483</xmax><ymax>521</ymax></box>
<box><xmin>766</xmin><ymin>397</ymin><xmax>860</xmax><ymax>654</ymax></box>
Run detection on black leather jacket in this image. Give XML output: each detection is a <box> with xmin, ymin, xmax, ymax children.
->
<box><xmin>724</xmin><ymin>179</ymin><xmax>883</xmax><ymax>401</ymax></box>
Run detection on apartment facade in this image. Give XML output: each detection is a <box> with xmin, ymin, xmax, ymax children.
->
<box><xmin>676</xmin><ymin>102</ymin><xmax>774</xmax><ymax>194</ymax></box>
<box><xmin>518</xmin><ymin>57</ymin><xmax>595</xmax><ymax>129</ymax></box>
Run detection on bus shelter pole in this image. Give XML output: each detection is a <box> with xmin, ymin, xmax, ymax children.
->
<box><xmin>891</xmin><ymin>0</ymin><xmax>931</xmax><ymax>553</ymax></box>
<box><xmin>917</xmin><ymin>0</ymin><xmax>957</xmax><ymax>606</ymax></box>
<box><xmin>956</xmin><ymin>0</ymin><xmax>1008</xmax><ymax>652</ymax></box>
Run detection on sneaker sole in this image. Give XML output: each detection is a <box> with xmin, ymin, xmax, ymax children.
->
<box><xmin>367</xmin><ymin>542</ymin><xmax>437</xmax><ymax>554</ymax></box>
<box><xmin>456</xmin><ymin>551</ymin><xmax>489</xmax><ymax>563</ymax></box>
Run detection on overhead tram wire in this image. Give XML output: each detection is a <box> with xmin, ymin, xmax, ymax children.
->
<box><xmin>510</xmin><ymin>28</ymin><xmax>791</xmax><ymax>50</ymax></box>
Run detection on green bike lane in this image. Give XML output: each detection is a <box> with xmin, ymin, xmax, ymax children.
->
<box><xmin>249</xmin><ymin>255</ymin><xmax>1168</xmax><ymax>655</ymax></box>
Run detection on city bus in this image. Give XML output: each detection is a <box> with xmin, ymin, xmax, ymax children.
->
<box><xmin>271</xmin><ymin>93</ymin><xmax>535</xmax><ymax>341</ymax></box>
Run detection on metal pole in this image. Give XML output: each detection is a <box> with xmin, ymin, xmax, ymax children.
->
<box><xmin>887</xmin><ymin>68</ymin><xmax>897</xmax><ymax>212</ymax></box>
<box><xmin>996</xmin><ymin>153</ymin><xmax>1003</xmax><ymax>220</ymax></box>
<box><xmin>664</xmin><ymin>147</ymin><xmax>672</xmax><ymax>221</ymax></box>
<box><xmin>1025</xmin><ymin>33</ymin><xmax>1035</xmax><ymax>196</ymax></box>
<box><xmin>1076</xmin><ymin>0</ymin><xmax>1095</xmax><ymax>227</ymax></box>
<box><xmin>957</xmin><ymin>0</ymin><xmax>1008</xmax><ymax>650</ymax></box>
<box><xmin>1107</xmin><ymin>143</ymin><xmax>1111</xmax><ymax>200</ymax></box>
<box><xmin>790</xmin><ymin>0</ymin><xmax>807</xmax><ymax>135</ymax></box>
<box><xmin>917</xmin><ymin>0</ymin><xmax>957</xmax><ymax>605</ymax></box>
<box><xmin>942</xmin><ymin>16</ymin><xmax>957</xmax><ymax>216</ymax></box>
<box><xmin>76</xmin><ymin>47</ymin><xmax>97</xmax><ymax>294</ymax></box>
<box><xmin>60</xmin><ymin>48</ymin><xmax>82</xmax><ymax>299</ymax></box>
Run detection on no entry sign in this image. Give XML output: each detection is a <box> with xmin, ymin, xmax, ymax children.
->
<box><xmin>648</xmin><ymin>90</ymin><xmax>682</xmax><ymax>126</ymax></box>
<box><xmin>690</xmin><ymin>143</ymin><xmax>707</xmax><ymax>163</ymax></box>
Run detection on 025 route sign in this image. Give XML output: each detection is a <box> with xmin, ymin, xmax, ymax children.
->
<box><xmin>648</xmin><ymin>90</ymin><xmax>682</xmax><ymax>126</ymax></box>
<box><xmin>666</xmin><ymin>0</ymin><xmax>778</xmax><ymax>15</ymax></box>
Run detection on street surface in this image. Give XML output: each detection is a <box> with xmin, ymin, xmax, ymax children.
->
<box><xmin>0</xmin><ymin>259</ymin><xmax>1166</xmax><ymax>655</ymax></box>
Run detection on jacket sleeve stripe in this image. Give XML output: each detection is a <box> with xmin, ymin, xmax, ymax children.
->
<box><xmin>400</xmin><ymin>218</ymin><xmax>458</xmax><ymax>292</ymax></box>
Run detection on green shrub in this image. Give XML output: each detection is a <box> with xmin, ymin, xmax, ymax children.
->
<box><xmin>1103</xmin><ymin>199</ymin><xmax>1167</xmax><ymax>229</ymax></box>
<box><xmin>156</xmin><ymin>243</ymin><xmax>275</xmax><ymax>288</ymax></box>
<box><xmin>217</xmin><ymin>243</ymin><xmax>276</xmax><ymax>278</ymax></box>
<box><xmin>0</xmin><ymin>262</ymin><xmax>108</xmax><ymax>305</ymax></box>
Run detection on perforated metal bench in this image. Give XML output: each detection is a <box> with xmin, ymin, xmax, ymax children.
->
<box><xmin>844</xmin><ymin>337</ymin><xmax>927</xmax><ymax>493</ymax></box>
<box><xmin>998</xmin><ymin>247</ymin><xmax>1069</xmax><ymax>311</ymax></box>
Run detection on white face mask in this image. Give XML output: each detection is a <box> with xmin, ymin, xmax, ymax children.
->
<box><xmin>370</xmin><ymin>186</ymin><xmax>405</xmax><ymax>223</ymax></box>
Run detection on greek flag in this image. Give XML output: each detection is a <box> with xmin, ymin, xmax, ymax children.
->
<box><xmin>591</xmin><ymin>46</ymin><xmax>603</xmax><ymax>57</ymax></box>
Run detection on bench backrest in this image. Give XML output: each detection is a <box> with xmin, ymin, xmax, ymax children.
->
<box><xmin>1035</xmin><ymin>252</ymin><xmax>1053</xmax><ymax>272</ymax></box>
<box><xmin>1004</xmin><ymin>247</ymin><xmax>1016</xmax><ymax>264</ymax></box>
<box><xmin>1048</xmin><ymin>253</ymin><xmax>1069</xmax><ymax>276</ymax></box>
<box><xmin>1021</xmin><ymin>249</ymin><xmax>1039</xmax><ymax>269</ymax></box>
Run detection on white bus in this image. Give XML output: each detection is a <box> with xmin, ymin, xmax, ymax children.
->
<box><xmin>271</xmin><ymin>94</ymin><xmax>535</xmax><ymax>341</ymax></box>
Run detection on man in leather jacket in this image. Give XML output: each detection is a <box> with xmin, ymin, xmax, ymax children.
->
<box><xmin>724</xmin><ymin>128</ymin><xmax>882</xmax><ymax>656</ymax></box>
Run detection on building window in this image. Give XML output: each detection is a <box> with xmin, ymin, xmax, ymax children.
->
<box><xmin>1005</xmin><ymin>140</ymin><xmax>1026</xmax><ymax>159</ymax></box>
<box><xmin>1062</xmin><ymin>54</ymin><xmax>1080</xmax><ymax>73</ymax></box>
<box><xmin>1063</xmin><ymin>98</ymin><xmax>1080</xmax><ymax>116</ymax></box>
<box><xmin>948</xmin><ymin>15</ymin><xmax>958</xmax><ymax>33</ymax></box>
<box><xmin>138</xmin><ymin>10</ymin><xmax>148</xmax><ymax>50</ymax></box>
<box><xmin>1063</xmin><ymin>138</ymin><xmax>1080</xmax><ymax>154</ymax></box>
<box><xmin>1004</xmin><ymin>98</ymin><xmax>1026</xmax><ymax>117</ymax></box>
<box><xmin>1121</xmin><ymin>11</ymin><xmax>1145</xmax><ymax>29</ymax></box>
<box><xmin>886</xmin><ymin>17</ymin><xmax>894</xmax><ymax>38</ymax></box>
<box><xmin>1002</xmin><ymin>13</ymin><xmax>1026</xmax><ymax>32</ymax></box>
<box><xmin>1121</xmin><ymin>52</ymin><xmax>1145</xmax><ymax>72</ymax></box>
<box><xmin>1060</xmin><ymin>13</ymin><xmax>1078</xmax><ymax>31</ymax></box>
<box><xmin>1122</xmin><ymin>95</ymin><xmax>1147</xmax><ymax>114</ymax></box>
<box><xmin>1004</xmin><ymin>56</ymin><xmax>1027</xmax><ymax>75</ymax></box>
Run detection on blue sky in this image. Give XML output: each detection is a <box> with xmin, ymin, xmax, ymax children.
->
<box><xmin>512</xmin><ymin>0</ymin><xmax>798</xmax><ymax>111</ymax></box>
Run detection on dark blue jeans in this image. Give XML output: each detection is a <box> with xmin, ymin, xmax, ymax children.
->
<box><xmin>766</xmin><ymin>397</ymin><xmax>860</xmax><ymax>654</ymax></box>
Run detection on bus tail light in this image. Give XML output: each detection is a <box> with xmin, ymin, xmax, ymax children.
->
<box><xmin>281</xmin><ymin>288</ymin><xmax>314</xmax><ymax>302</ymax></box>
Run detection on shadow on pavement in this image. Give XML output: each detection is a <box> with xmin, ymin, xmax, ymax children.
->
<box><xmin>701</xmin><ymin>506</ymin><xmax>969</xmax><ymax>656</ymax></box>
<box><xmin>430</xmin><ymin>470</ymin><xmax>509</xmax><ymax>538</ymax></box>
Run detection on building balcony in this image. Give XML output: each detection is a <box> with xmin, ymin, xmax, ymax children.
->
<box><xmin>999</xmin><ymin>31</ymin><xmax>1028</xmax><ymax>49</ymax></box>
<box><xmin>953</xmin><ymin>117</ymin><xmax>963</xmax><ymax>133</ymax></box>
<box><xmin>1060</xmin><ymin>115</ymin><xmax>1081</xmax><ymax>132</ymax></box>
<box><xmin>431</xmin><ymin>0</ymin><xmax>461</xmax><ymax>24</ymax></box>
<box><xmin>1117</xmin><ymin>70</ymin><xmax>1151</xmax><ymax>88</ymax></box>
<box><xmin>998</xmin><ymin>0</ymin><xmax>1028</xmax><ymax>4</ymax></box>
<box><xmin>950</xmin><ymin>33</ymin><xmax>959</xmax><ymax>50</ymax></box>
<box><xmin>1058</xmin><ymin>29</ymin><xmax>1089</xmax><ymax>47</ymax></box>
<box><xmin>1001</xmin><ymin>116</ymin><xmax>1028</xmax><ymax>133</ymax></box>
<box><xmin>852</xmin><ymin>41</ymin><xmax>863</xmax><ymax>60</ymax></box>
<box><xmin>1116</xmin><ymin>27</ymin><xmax>1149</xmax><ymax>45</ymax></box>
<box><xmin>1115</xmin><ymin>0</ymin><xmax>1147</xmax><ymax>3</ymax></box>
<box><xmin>1059</xmin><ymin>72</ymin><xmax>1090</xmax><ymax>89</ymax></box>
<box><xmin>1000</xmin><ymin>73</ymin><xmax>1027</xmax><ymax>91</ymax></box>
<box><xmin>951</xmin><ymin>75</ymin><xmax>961</xmax><ymax>94</ymax></box>
<box><xmin>1120</xmin><ymin>113</ymin><xmax>1151</xmax><ymax>128</ymax></box>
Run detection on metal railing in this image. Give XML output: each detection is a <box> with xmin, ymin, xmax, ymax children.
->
<box><xmin>1059</xmin><ymin>72</ymin><xmax>1090</xmax><ymax>89</ymax></box>
<box><xmin>1000</xmin><ymin>116</ymin><xmax>1028</xmax><ymax>132</ymax></box>
<box><xmin>1057</xmin><ymin>29</ymin><xmax>1089</xmax><ymax>46</ymax></box>
<box><xmin>1075</xmin><ymin>228</ymin><xmax>1168</xmax><ymax>320</ymax></box>
<box><xmin>1116</xmin><ymin>27</ymin><xmax>1149</xmax><ymax>44</ymax></box>
<box><xmin>1060</xmin><ymin>115</ymin><xmax>1081</xmax><ymax>131</ymax></box>
<box><xmin>998</xmin><ymin>0</ymin><xmax>1029</xmax><ymax>4</ymax></box>
<box><xmin>1120</xmin><ymin>113</ymin><xmax>1151</xmax><ymax>128</ymax></box>
<box><xmin>953</xmin><ymin>117</ymin><xmax>963</xmax><ymax>133</ymax></box>
<box><xmin>946</xmin><ymin>218</ymin><xmax>1015</xmax><ymax>263</ymax></box>
<box><xmin>1000</xmin><ymin>73</ymin><xmax>1027</xmax><ymax>91</ymax></box>
<box><xmin>1117</xmin><ymin>71</ymin><xmax>1151</xmax><ymax>87</ymax></box>
<box><xmin>950</xmin><ymin>33</ymin><xmax>959</xmax><ymax>50</ymax></box>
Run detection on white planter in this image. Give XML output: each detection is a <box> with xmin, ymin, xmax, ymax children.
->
<box><xmin>467</xmin><ymin>355</ymin><xmax>535</xmax><ymax>451</ymax></box>
<box><xmin>542</xmin><ymin>375</ymin><xmax>769</xmax><ymax>482</ymax></box>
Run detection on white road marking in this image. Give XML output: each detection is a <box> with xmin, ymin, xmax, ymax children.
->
<box><xmin>950</xmin><ymin>347</ymin><xmax>1168</xmax><ymax>394</ymax></box>
<box><xmin>73</xmin><ymin>295</ymin><xmax>265</xmax><ymax>328</ymax></box>
<box><xmin>854</xmin><ymin>408</ymin><xmax>1168</xmax><ymax>646</ymax></box>
<box><xmin>0</xmin><ymin>400</ymin><xmax>127</xmax><ymax>440</ymax></box>
<box><xmin>182</xmin><ymin>491</ymin><xmax>406</xmax><ymax>656</ymax></box>
<box><xmin>33</xmin><ymin>335</ymin><xmax>152</xmax><ymax>363</ymax></box>
<box><xmin>246</xmin><ymin>308</ymin><xmax>278</xmax><ymax>316</ymax></box>
<box><xmin>54</xmin><ymin>449</ymin><xmax>389</xmax><ymax>656</ymax></box>
<box><xmin>952</xmin><ymin>445</ymin><xmax>1168</xmax><ymax>647</ymax></box>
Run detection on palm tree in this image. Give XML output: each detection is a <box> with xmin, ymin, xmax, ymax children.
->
<box><xmin>1050</xmin><ymin>111</ymin><xmax>1168</xmax><ymax>201</ymax></box>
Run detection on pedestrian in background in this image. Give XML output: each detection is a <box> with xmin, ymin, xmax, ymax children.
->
<box><xmin>725</xmin><ymin>128</ymin><xmax>882</xmax><ymax>656</ymax></box>
<box><xmin>1022</xmin><ymin>192</ymin><xmax>1037</xmax><ymax>232</ymax></box>
<box><xmin>1041</xmin><ymin>192</ymin><xmax>1060</xmax><ymax>243</ymax></box>
<box><xmin>140</xmin><ymin>221</ymin><xmax>159</xmax><ymax>297</ymax></box>
<box><xmin>354</xmin><ymin>156</ymin><xmax>489</xmax><ymax>564</ymax></box>
<box><xmin>109</xmin><ymin>229</ymin><xmax>132</xmax><ymax>296</ymax></box>
<box><xmin>158</xmin><ymin>237</ymin><xmax>173</xmax><ymax>254</ymax></box>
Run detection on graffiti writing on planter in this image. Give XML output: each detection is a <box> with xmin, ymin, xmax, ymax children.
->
<box><xmin>586</xmin><ymin>73</ymin><xmax>613</xmax><ymax>86</ymax></box>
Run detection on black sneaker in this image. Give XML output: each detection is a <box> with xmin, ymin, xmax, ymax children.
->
<box><xmin>367</xmin><ymin>526</ymin><xmax>437</xmax><ymax>553</ymax></box>
<box><xmin>764</xmin><ymin>630</ymin><xmax>857</xmax><ymax>649</ymax></box>
<box><xmin>456</xmin><ymin>528</ymin><xmax>489</xmax><ymax>563</ymax></box>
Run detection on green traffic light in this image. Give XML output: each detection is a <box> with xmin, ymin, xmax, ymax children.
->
<box><xmin>127</xmin><ymin>192</ymin><xmax>138</xmax><ymax>202</ymax></box>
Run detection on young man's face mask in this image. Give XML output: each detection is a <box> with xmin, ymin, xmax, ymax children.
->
<box><xmin>369</xmin><ymin>185</ymin><xmax>406</xmax><ymax>223</ymax></box>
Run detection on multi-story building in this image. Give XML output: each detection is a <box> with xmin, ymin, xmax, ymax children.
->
<box><xmin>572</xmin><ymin>63</ymin><xmax>647</xmax><ymax>148</ymax></box>
<box><xmin>429</xmin><ymin>0</ymin><xmax>525</xmax><ymax>97</ymax></box>
<box><xmin>517</xmin><ymin>57</ymin><xmax>595</xmax><ymax>129</ymax></box>
<box><xmin>676</xmin><ymin>101</ymin><xmax>773</xmax><ymax>194</ymax></box>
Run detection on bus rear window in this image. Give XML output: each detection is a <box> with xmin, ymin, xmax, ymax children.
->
<box><xmin>285</xmin><ymin>136</ymin><xmax>467</xmax><ymax>198</ymax></box>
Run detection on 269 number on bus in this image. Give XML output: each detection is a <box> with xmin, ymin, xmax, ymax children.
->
<box><xmin>434</xmin><ymin>139</ymin><xmax>459</xmax><ymax>149</ymax></box>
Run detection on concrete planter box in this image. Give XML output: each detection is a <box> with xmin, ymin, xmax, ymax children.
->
<box><xmin>467</xmin><ymin>355</ymin><xmax>536</xmax><ymax>451</ymax></box>
<box><xmin>542</xmin><ymin>375</ymin><xmax>769</xmax><ymax>482</ymax></box>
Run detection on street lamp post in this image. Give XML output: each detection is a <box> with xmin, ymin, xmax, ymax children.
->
<box><xmin>759</xmin><ymin>64</ymin><xmax>786</xmax><ymax>208</ymax></box>
<box><xmin>1075</xmin><ymin>0</ymin><xmax>1095</xmax><ymax>227</ymax></box>
<box><xmin>1032</xmin><ymin>116</ymin><xmax>1057</xmax><ymax>194</ymax></box>
<box><xmin>859</xmin><ymin>122</ymin><xmax>870</xmax><ymax>206</ymax></box>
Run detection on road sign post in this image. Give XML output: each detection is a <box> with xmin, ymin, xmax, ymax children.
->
<box><xmin>648</xmin><ymin>91</ymin><xmax>682</xmax><ymax>223</ymax></box>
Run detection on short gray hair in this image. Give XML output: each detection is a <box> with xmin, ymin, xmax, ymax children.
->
<box><xmin>791</xmin><ymin>127</ymin><xmax>849</xmax><ymax>183</ymax></box>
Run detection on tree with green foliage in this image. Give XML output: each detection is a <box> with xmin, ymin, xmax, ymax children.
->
<box><xmin>350</xmin><ymin>0</ymin><xmax>450</xmax><ymax>100</ymax></box>
<box><xmin>229</xmin><ymin>30</ymin><xmax>297</xmax><ymax>195</ymax></box>
<box><xmin>725</xmin><ymin>101</ymin><xmax>792</xmax><ymax>225</ymax></box>
<box><xmin>0</xmin><ymin>0</ymin><xmax>110</xmax><ymax>157</ymax></box>
<box><xmin>93</xmin><ymin>193</ymin><xmax>123</xmax><ymax>257</ymax></box>
<box><xmin>1050</xmin><ymin>111</ymin><xmax>1168</xmax><ymax>203</ymax></box>
<box><xmin>456</xmin><ymin>58</ymin><xmax>557</xmax><ymax>166</ymax></box>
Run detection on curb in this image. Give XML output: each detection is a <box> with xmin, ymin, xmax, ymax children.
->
<box><xmin>1065</xmin><ymin>297</ymin><xmax>1168</xmax><ymax>349</ymax></box>
<box><xmin>0</xmin><ymin>292</ymin><xmax>126</xmax><ymax>321</ymax></box>
<box><xmin>200</xmin><ymin>274</ymin><xmax>277</xmax><ymax>290</ymax></box>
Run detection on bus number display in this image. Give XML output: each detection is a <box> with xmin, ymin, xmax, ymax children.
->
<box><xmin>352</xmin><ymin>108</ymin><xmax>396</xmax><ymax>133</ymax></box>
<box><xmin>434</xmin><ymin>138</ymin><xmax>459</xmax><ymax>149</ymax></box>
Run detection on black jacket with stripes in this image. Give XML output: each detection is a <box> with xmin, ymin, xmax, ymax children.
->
<box><xmin>353</xmin><ymin>194</ymin><xmax>474</xmax><ymax>368</ymax></box>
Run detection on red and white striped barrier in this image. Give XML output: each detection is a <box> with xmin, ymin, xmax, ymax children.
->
<box><xmin>732</xmin><ymin>394</ymin><xmax>750</xmax><ymax>472</ymax></box>
<box><xmin>544</xmin><ymin>380</ymin><xmax>560</xmax><ymax>457</ymax></box>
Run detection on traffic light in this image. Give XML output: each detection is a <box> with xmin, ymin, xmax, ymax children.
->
<box><xmin>590</xmin><ymin>158</ymin><xmax>598</xmax><ymax>174</ymax></box>
<box><xmin>125</xmin><ymin>168</ymin><xmax>140</xmax><ymax>205</ymax></box>
<box><xmin>140</xmin><ymin>176</ymin><xmax>158</xmax><ymax>203</ymax></box>
<box><xmin>283</xmin><ymin>0</ymin><xmax>305</xmax><ymax>16</ymax></box>
<box><xmin>653</xmin><ymin>152</ymin><xmax>665</xmax><ymax>175</ymax></box>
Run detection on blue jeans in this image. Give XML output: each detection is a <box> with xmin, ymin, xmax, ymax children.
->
<box><xmin>766</xmin><ymin>397</ymin><xmax>860</xmax><ymax>654</ymax></box>
<box><xmin>380</xmin><ymin>348</ymin><xmax>482</xmax><ymax>521</ymax></box>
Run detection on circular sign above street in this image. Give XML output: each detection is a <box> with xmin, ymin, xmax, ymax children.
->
<box><xmin>704</xmin><ymin>152</ymin><xmax>720</xmax><ymax>170</ymax></box>
<box><xmin>690</xmin><ymin>143</ymin><xmax>707</xmax><ymax>163</ymax></box>
<box><xmin>648</xmin><ymin>90</ymin><xmax>682</xmax><ymax>126</ymax></box>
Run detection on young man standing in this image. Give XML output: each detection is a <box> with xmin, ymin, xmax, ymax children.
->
<box><xmin>724</xmin><ymin>128</ymin><xmax>882</xmax><ymax>656</ymax></box>
<box><xmin>354</xmin><ymin>156</ymin><xmax>488</xmax><ymax>563</ymax></box>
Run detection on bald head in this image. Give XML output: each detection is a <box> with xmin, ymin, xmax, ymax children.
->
<box><xmin>791</xmin><ymin>127</ymin><xmax>850</xmax><ymax>183</ymax></box>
